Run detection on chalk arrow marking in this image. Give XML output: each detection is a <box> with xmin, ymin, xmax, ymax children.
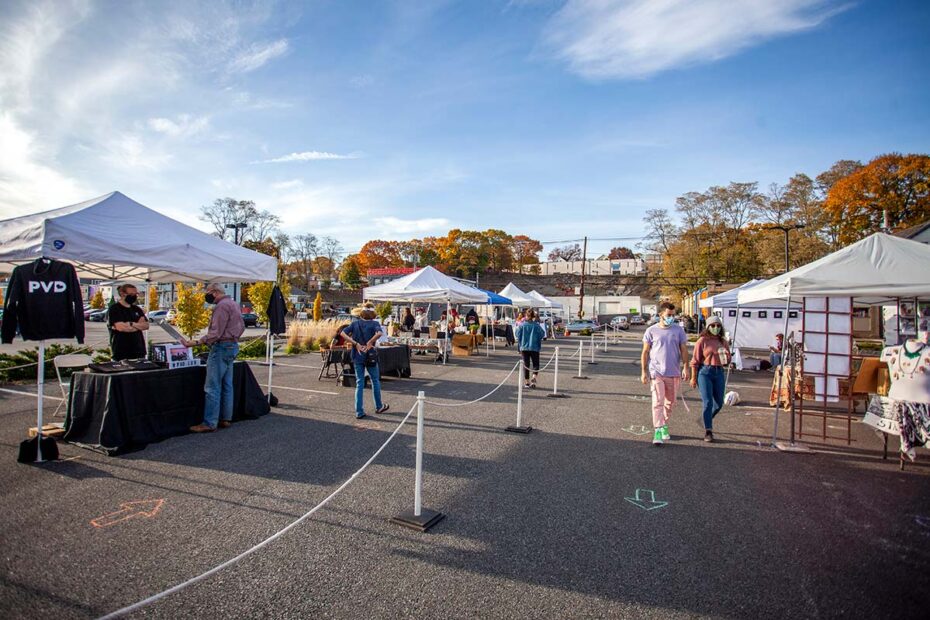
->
<box><xmin>624</xmin><ymin>489</ymin><xmax>668</xmax><ymax>511</ymax></box>
<box><xmin>622</xmin><ymin>425</ymin><xmax>652</xmax><ymax>436</ymax></box>
<box><xmin>91</xmin><ymin>499</ymin><xmax>165</xmax><ymax>528</ymax></box>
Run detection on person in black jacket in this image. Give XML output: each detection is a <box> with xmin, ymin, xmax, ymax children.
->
<box><xmin>1</xmin><ymin>258</ymin><xmax>84</xmax><ymax>344</ymax></box>
<box><xmin>107</xmin><ymin>284</ymin><xmax>149</xmax><ymax>360</ymax></box>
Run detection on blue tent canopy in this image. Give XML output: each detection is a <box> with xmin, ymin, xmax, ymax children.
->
<box><xmin>476</xmin><ymin>288</ymin><xmax>512</xmax><ymax>305</ymax></box>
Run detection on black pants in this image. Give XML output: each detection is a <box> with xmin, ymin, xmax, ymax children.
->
<box><xmin>522</xmin><ymin>350</ymin><xmax>540</xmax><ymax>380</ymax></box>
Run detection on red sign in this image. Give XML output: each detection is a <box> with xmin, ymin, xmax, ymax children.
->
<box><xmin>367</xmin><ymin>267</ymin><xmax>417</xmax><ymax>277</ymax></box>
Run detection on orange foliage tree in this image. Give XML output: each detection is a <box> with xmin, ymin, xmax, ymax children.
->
<box><xmin>824</xmin><ymin>153</ymin><xmax>930</xmax><ymax>244</ymax></box>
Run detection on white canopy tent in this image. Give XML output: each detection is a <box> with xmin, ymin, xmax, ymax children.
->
<box><xmin>735</xmin><ymin>233</ymin><xmax>930</xmax><ymax>449</ymax></box>
<box><xmin>738</xmin><ymin>233</ymin><xmax>930</xmax><ymax>306</ymax></box>
<box><xmin>498</xmin><ymin>283</ymin><xmax>536</xmax><ymax>307</ymax></box>
<box><xmin>526</xmin><ymin>290</ymin><xmax>563</xmax><ymax>309</ymax></box>
<box><xmin>0</xmin><ymin>191</ymin><xmax>278</xmax><ymax>282</ymax></box>
<box><xmin>0</xmin><ymin>191</ymin><xmax>279</xmax><ymax>462</ymax></box>
<box><xmin>700</xmin><ymin>279</ymin><xmax>802</xmax><ymax>351</ymax></box>
<box><xmin>363</xmin><ymin>266</ymin><xmax>487</xmax><ymax>364</ymax></box>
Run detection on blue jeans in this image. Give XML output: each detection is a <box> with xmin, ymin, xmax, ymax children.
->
<box><xmin>697</xmin><ymin>365</ymin><xmax>725</xmax><ymax>431</ymax></box>
<box><xmin>354</xmin><ymin>362</ymin><xmax>383</xmax><ymax>417</ymax></box>
<box><xmin>203</xmin><ymin>342</ymin><xmax>239</xmax><ymax>428</ymax></box>
<box><xmin>770</xmin><ymin>352</ymin><xmax>782</xmax><ymax>368</ymax></box>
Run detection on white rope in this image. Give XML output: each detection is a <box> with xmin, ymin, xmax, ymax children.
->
<box><xmin>98</xmin><ymin>401</ymin><xmax>419</xmax><ymax>620</ymax></box>
<box><xmin>537</xmin><ymin>350</ymin><xmax>558</xmax><ymax>372</ymax></box>
<box><xmin>0</xmin><ymin>337</ymin><xmax>110</xmax><ymax>374</ymax></box>
<box><xmin>425</xmin><ymin>361</ymin><xmax>521</xmax><ymax>407</ymax></box>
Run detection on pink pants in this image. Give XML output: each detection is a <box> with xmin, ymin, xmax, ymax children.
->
<box><xmin>650</xmin><ymin>376</ymin><xmax>680</xmax><ymax>429</ymax></box>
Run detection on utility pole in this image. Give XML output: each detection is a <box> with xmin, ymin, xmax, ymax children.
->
<box><xmin>578</xmin><ymin>236</ymin><xmax>588</xmax><ymax>319</ymax></box>
<box><xmin>764</xmin><ymin>223</ymin><xmax>806</xmax><ymax>273</ymax></box>
<box><xmin>226</xmin><ymin>221</ymin><xmax>247</xmax><ymax>304</ymax></box>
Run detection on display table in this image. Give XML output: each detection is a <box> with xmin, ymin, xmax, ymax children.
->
<box><xmin>319</xmin><ymin>345</ymin><xmax>411</xmax><ymax>380</ymax></box>
<box><xmin>381</xmin><ymin>337</ymin><xmax>448</xmax><ymax>358</ymax></box>
<box><xmin>451</xmin><ymin>333</ymin><xmax>484</xmax><ymax>356</ymax></box>
<box><xmin>63</xmin><ymin>362</ymin><xmax>269</xmax><ymax>455</ymax></box>
<box><xmin>480</xmin><ymin>324</ymin><xmax>515</xmax><ymax>345</ymax></box>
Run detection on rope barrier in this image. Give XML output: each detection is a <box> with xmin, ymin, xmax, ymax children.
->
<box><xmin>425</xmin><ymin>361</ymin><xmax>521</xmax><ymax>407</ymax></box>
<box><xmin>98</xmin><ymin>400</ymin><xmax>419</xmax><ymax>620</ymax></box>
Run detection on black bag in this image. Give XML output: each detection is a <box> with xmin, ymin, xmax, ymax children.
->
<box><xmin>364</xmin><ymin>347</ymin><xmax>379</xmax><ymax>368</ymax></box>
<box><xmin>18</xmin><ymin>436</ymin><xmax>59</xmax><ymax>463</ymax></box>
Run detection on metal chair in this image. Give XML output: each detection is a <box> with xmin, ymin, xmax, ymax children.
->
<box><xmin>53</xmin><ymin>354</ymin><xmax>93</xmax><ymax>416</ymax></box>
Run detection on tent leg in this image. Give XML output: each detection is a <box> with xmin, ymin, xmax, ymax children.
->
<box><xmin>444</xmin><ymin>301</ymin><xmax>450</xmax><ymax>365</ymax></box>
<box><xmin>36</xmin><ymin>340</ymin><xmax>46</xmax><ymax>463</ymax></box>
<box><xmin>266</xmin><ymin>330</ymin><xmax>274</xmax><ymax>404</ymax></box>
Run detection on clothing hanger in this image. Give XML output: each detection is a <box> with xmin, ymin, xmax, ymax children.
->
<box><xmin>33</xmin><ymin>256</ymin><xmax>53</xmax><ymax>274</ymax></box>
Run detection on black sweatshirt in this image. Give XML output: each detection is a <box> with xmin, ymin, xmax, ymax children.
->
<box><xmin>1</xmin><ymin>259</ymin><xmax>85</xmax><ymax>344</ymax></box>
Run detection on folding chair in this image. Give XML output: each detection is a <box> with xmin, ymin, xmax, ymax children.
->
<box><xmin>53</xmin><ymin>354</ymin><xmax>93</xmax><ymax>417</ymax></box>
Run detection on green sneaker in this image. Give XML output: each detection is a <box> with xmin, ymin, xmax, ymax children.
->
<box><xmin>652</xmin><ymin>429</ymin><xmax>664</xmax><ymax>445</ymax></box>
<box><xmin>661</xmin><ymin>425</ymin><xmax>670</xmax><ymax>441</ymax></box>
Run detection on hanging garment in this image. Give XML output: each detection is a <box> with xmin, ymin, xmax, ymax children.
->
<box><xmin>266</xmin><ymin>285</ymin><xmax>288</xmax><ymax>336</ymax></box>
<box><xmin>1</xmin><ymin>259</ymin><xmax>85</xmax><ymax>344</ymax></box>
<box><xmin>894</xmin><ymin>400</ymin><xmax>930</xmax><ymax>461</ymax></box>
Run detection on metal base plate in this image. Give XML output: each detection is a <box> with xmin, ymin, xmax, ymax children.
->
<box><xmin>774</xmin><ymin>441</ymin><xmax>812</xmax><ymax>453</ymax></box>
<box><xmin>505</xmin><ymin>425</ymin><xmax>533</xmax><ymax>434</ymax></box>
<box><xmin>547</xmin><ymin>393</ymin><xmax>568</xmax><ymax>398</ymax></box>
<box><xmin>587</xmin><ymin>362</ymin><xmax>598</xmax><ymax>365</ymax></box>
<box><xmin>390</xmin><ymin>508</ymin><xmax>445</xmax><ymax>532</ymax></box>
<box><xmin>574</xmin><ymin>376</ymin><xmax>589</xmax><ymax>380</ymax></box>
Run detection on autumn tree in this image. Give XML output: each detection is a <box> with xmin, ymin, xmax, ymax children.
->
<box><xmin>358</xmin><ymin>240</ymin><xmax>404</xmax><ymax>270</ymax></box>
<box><xmin>312</xmin><ymin>292</ymin><xmax>323</xmax><ymax>321</ymax></box>
<box><xmin>607</xmin><ymin>246</ymin><xmax>636</xmax><ymax>260</ymax></box>
<box><xmin>174</xmin><ymin>283</ymin><xmax>210</xmax><ymax>339</ymax></box>
<box><xmin>824</xmin><ymin>153</ymin><xmax>930</xmax><ymax>244</ymax></box>
<box><xmin>90</xmin><ymin>289</ymin><xmax>105</xmax><ymax>309</ymax></box>
<box><xmin>147</xmin><ymin>286</ymin><xmax>159</xmax><ymax>311</ymax></box>
<box><xmin>339</xmin><ymin>255</ymin><xmax>363</xmax><ymax>289</ymax></box>
<box><xmin>547</xmin><ymin>243</ymin><xmax>583</xmax><ymax>261</ymax></box>
<box><xmin>511</xmin><ymin>235</ymin><xmax>543</xmax><ymax>272</ymax></box>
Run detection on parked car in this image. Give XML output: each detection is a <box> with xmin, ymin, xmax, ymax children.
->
<box><xmin>610</xmin><ymin>316</ymin><xmax>630</xmax><ymax>330</ymax></box>
<box><xmin>565</xmin><ymin>319</ymin><xmax>599</xmax><ymax>333</ymax></box>
<box><xmin>147</xmin><ymin>309</ymin><xmax>169</xmax><ymax>321</ymax></box>
<box><xmin>630</xmin><ymin>315</ymin><xmax>646</xmax><ymax>326</ymax></box>
<box><xmin>538</xmin><ymin>311</ymin><xmax>563</xmax><ymax>325</ymax></box>
<box><xmin>241</xmin><ymin>312</ymin><xmax>259</xmax><ymax>327</ymax></box>
<box><xmin>88</xmin><ymin>309</ymin><xmax>108</xmax><ymax>322</ymax></box>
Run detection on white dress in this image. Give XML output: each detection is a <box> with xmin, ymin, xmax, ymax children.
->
<box><xmin>881</xmin><ymin>341</ymin><xmax>930</xmax><ymax>404</ymax></box>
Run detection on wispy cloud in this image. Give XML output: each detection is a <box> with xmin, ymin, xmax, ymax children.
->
<box><xmin>271</xmin><ymin>179</ymin><xmax>304</xmax><ymax>190</ymax></box>
<box><xmin>373</xmin><ymin>216</ymin><xmax>451</xmax><ymax>235</ymax></box>
<box><xmin>543</xmin><ymin>0</ymin><xmax>848</xmax><ymax>80</ymax></box>
<box><xmin>256</xmin><ymin>151</ymin><xmax>361</xmax><ymax>163</ymax></box>
<box><xmin>147</xmin><ymin>114</ymin><xmax>210</xmax><ymax>138</ymax></box>
<box><xmin>228</xmin><ymin>38</ymin><xmax>289</xmax><ymax>73</ymax></box>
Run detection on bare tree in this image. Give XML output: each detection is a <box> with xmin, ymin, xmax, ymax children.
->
<box><xmin>199</xmin><ymin>197</ymin><xmax>281</xmax><ymax>244</ymax></box>
<box><xmin>320</xmin><ymin>236</ymin><xmax>344</xmax><ymax>265</ymax></box>
<box><xmin>273</xmin><ymin>232</ymin><xmax>292</xmax><ymax>263</ymax></box>
<box><xmin>641</xmin><ymin>208</ymin><xmax>677</xmax><ymax>255</ymax></box>
<box><xmin>250</xmin><ymin>211</ymin><xmax>283</xmax><ymax>242</ymax></box>
<box><xmin>291</xmin><ymin>233</ymin><xmax>319</xmax><ymax>291</ymax></box>
<box><xmin>547</xmin><ymin>243</ymin><xmax>583</xmax><ymax>261</ymax></box>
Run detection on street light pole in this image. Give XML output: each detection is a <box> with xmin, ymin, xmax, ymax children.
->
<box><xmin>764</xmin><ymin>223</ymin><xmax>806</xmax><ymax>273</ymax></box>
<box><xmin>226</xmin><ymin>222</ymin><xmax>247</xmax><ymax>304</ymax></box>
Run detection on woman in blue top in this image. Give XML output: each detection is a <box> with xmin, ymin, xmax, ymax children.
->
<box><xmin>516</xmin><ymin>309</ymin><xmax>546</xmax><ymax>388</ymax></box>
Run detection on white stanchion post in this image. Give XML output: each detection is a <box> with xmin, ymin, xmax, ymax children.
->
<box><xmin>548</xmin><ymin>346</ymin><xmax>567</xmax><ymax>398</ymax></box>
<box><xmin>391</xmin><ymin>391</ymin><xmax>445</xmax><ymax>531</ymax></box>
<box><xmin>576</xmin><ymin>340</ymin><xmax>587</xmax><ymax>379</ymax></box>
<box><xmin>506</xmin><ymin>360</ymin><xmax>532</xmax><ymax>433</ymax></box>
<box><xmin>603</xmin><ymin>326</ymin><xmax>608</xmax><ymax>351</ymax></box>
<box><xmin>36</xmin><ymin>340</ymin><xmax>45</xmax><ymax>463</ymax></box>
<box><xmin>588</xmin><ymin>332</ymin><xmax>598</xmax><ymax>365</ymax></box>
<box><xmin>414</xmin><ymin>391</ymin><xmax>424</xmax><ymax>516</ymax></box>
<box><xmin>266</xmin><ymin>331</ymin><xmax>275</xmax><ymax>405</ymax></box>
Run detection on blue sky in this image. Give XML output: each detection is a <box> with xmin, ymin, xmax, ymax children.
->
<box><xmin>1</xmin><ymin>0</ymin><xmax>928</xmax><ymax>257</ymax></box>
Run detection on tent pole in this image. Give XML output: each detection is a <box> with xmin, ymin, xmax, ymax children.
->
<box><xmin>266</xmin><ymin>329</ymin><xmax>274</xmax><ymax>404</ymax></box>
<box><xmin>771</xmin><ymin>291</ymin><xmax>792</xmax><ymax>447</ymax></box>
<box><xmin>36</xmin><ymin>340</ymin><xmax>46</xmax><ymax>463</ymax></box>
<box><xmin>444</xmin><ymin>301</ymin><xmax>450</xmax><ymax>365</ymax></box>
<box><xmin>724</xmin><ymin>305</ymin><xmax>741</xmax><ymax>391</ymax></box>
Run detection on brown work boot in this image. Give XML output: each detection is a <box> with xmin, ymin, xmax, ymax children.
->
<box><xmin>189</xmin><ymin>423</ymin><xmax>216</xmax><ymax>433</ymax></box>
<box><xmin>218</xmin><ymin>420</ymin><xmax>232</xmax><ymax>429</ymax></box>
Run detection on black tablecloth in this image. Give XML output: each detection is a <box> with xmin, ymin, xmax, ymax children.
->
<box><xmin>481</xmin><ymin>324</ymin><xmax>516</xmax><ymax>345</ymax></box>
<box><xmin>63</xmin><ymin>362</ymin><xmax>269</xmax><ymax>455</ymax></box>
<box><xmin>324</xmin><ymin>345</ymin><xmax>411</xmax><ymax>378</ymax></box>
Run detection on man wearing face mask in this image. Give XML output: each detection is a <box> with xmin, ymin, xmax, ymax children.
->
<box><xmin>107</xmin><ymin>284</ymin><xmax>149</xmax><ymax>361</ymax></box>
<box><xmin>182</xmin><ymin>283</ymin><xmax>245</xmax><ymax>432</ymax></box>
<box><xmin>641</xmin><ymin>301</ymin><xmax>690</xmax><ymax>446</ymax></box>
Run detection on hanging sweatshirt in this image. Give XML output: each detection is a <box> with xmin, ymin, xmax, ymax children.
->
<box><xmin>1</xmin><ymin>259</ymin><xmax>85</xmax><ymax>344</ymax></box>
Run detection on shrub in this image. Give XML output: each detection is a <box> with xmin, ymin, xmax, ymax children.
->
<box><xmin>579</xmin><ymin>328</ymin><xmax>593</xmax><ymax>336</ymax></box>
<box><xmin>0</xmin><ymin>344</ymin><xmax>105</xmax><ymax>382</ymax></box>
<box><xmin>236</xmin><ymin>337</ymin><xmax>267</xmax><ymax>360</ymax></box>
<box><xmin>376</xmin><ymin>301</ymin><xmax>393</xmax><ymax>321</ymax></box>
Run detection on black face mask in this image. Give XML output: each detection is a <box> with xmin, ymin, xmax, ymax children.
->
<box><xmin>124</xmin><ymin>294</ymin><xmax>138</xmax><ymax>305</ymax></box>
<box><xmin>204</xmin><ymin>293</ymin><xmax>216</xmax><ymax>304</ymax></box>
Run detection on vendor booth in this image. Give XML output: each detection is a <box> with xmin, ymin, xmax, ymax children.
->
<box><xmin>362</xmin><ymin>266</ymin><xmax>488</xmax><ymax>363</ymax></box>
<box><xmin>738</xmin><ymin>233</ymin><xmax>930</xmax><ymax>461</ymax></box>
<box><xmin>0</xmin><ymin>191</ymin><xmax>278</xmax><ymax>458</ymax></box>
<box><xmin>700</xmin><ymin>279</ymin><xmax>803</xmax><ymax>356</ymax></box>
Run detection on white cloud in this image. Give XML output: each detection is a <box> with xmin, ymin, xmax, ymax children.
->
<box><xmin>101</xmin><ymin>134</ymin><xmax>172</xmax><ymax>171</ymax></box>
<box><xmin>228</xmin><ymin>38</ymin><xmax>289</xmax><ymax>73</ymax></box>
<box><xmin>543</xmin><ymin>0</ymin><xmax>848</xmax><ymax>80</ymax></box>
<box><xmin>147</xmin><ymin>114</ymin><xmax>211</xmax><ymax>138</ymax></box>
<box><xmin>271</xmin><ymin>179</ymin><xmax>304</xmax><ymax>190</ymax></box>
<box><xmin>373</xmin><ymin>216</ymin><xmax>451</xmax><ymax>235</ymax></box>
<box><xmin>0</xmin><ymin>112</ymin><xmax>90</xmax><ymax>216</ymax></box>
<box><xmin>257</xmin><ymin>151</ymin><xmax>361</xmax><ymax>163</ymax></box>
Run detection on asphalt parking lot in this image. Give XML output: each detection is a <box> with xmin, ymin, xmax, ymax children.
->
<box><xmin>1</xmin><ymin>334</ymin><xmax>929</xmax><ymax>619</ymax></box>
